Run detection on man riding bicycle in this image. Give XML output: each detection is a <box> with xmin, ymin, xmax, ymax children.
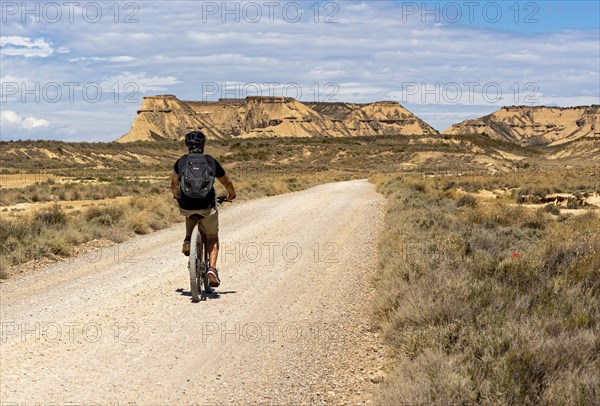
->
<box><xmin>171</xmin><ymin>130</ymin><xmax>236</xmax><ymax>287</ymax></box>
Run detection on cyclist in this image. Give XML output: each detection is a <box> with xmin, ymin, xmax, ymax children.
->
<box><xmin>171</xmin><ymin>130</ymin><xmax>236</xmax><ymax>287</ymax></box>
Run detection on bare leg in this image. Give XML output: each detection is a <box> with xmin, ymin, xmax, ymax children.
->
<box><xmin>185</xmin><ymin>217</ymin><xmax>197</xmax><ymax>239</ymax></box>
<box><xmin>206</xmin><ymin>234</ymin><xmax>219</xmax><ymax>268</ymax></box>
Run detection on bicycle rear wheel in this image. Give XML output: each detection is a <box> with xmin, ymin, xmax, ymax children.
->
<box><xmin>200</xmin><ymin>232</ymin><xmax>214</xmax><ymax>294</ymax></box>
<box><xmin>188</xmin><ymin>231</ymin><xmax>201</xmax><ymax>303</ymax></box>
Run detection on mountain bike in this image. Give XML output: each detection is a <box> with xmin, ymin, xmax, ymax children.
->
<box><xmin>189</xmin><ymin>195</ymin><xmax>229</xmax><ymax>303</ymax></box>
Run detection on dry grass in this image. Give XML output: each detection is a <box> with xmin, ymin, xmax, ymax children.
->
<box><xmin>0</xmin><ymin>194</ymin><xmax>180</xmax><ymax>274</ymax></box>
<box><xmin>438</xmin><ymin>164</ymin><xmax>599</xmax><ymax>196</ymax></box>
<box><xmin>373</xmin><ymin>175</ymin><xmax>599</xmax><ymax>405</ymax></box>
<box><xmin>0</xmin><ymin>177</ymin><xmax>166</xmax><ymax>207</ymax></box>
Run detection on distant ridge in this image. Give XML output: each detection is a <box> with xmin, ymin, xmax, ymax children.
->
<box><xmin>117</xmin><ymin>96</ymin><xmax>600</xmax><ymax>159</ymax></box>
<box><xmin>443</xmin><ymin>105</ymin><xmax>600</xmax><ymax>147</ymax></box>
<box><xmin>117</xmin><ymin>95</ymin><xmax>438</xmax><ymax>142</ymax></box>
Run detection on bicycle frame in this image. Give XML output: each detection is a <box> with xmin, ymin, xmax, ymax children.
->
<box><xmin>199</xmin><ymin>229</ymin><xmax>211</xmax><ymax>280</ymax></box>
<box><xmin>189</xmin><ymin>222</ymin><xmax>213</xmax><ymax>302</ymax></box>
<box><xmin>188</xmin><ymin>196</ymin><xmax>228</xmax><ymax>302</ymax></box>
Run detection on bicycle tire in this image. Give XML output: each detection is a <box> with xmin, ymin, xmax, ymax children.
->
<box><xmin>200</xmin><ymin>232</ymin><xmax>214</xmax><ymax>294</ymax></box>
<box><xmin>189</xmin><ymin>231</ymin><xmax>201</xmax><ymax>303</ymax></box>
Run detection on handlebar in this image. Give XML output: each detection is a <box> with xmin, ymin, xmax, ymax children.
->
<box><xmin>216</xmin><ymin>195</ymin><xmax>230</xmax><ymax>204</ymax></box>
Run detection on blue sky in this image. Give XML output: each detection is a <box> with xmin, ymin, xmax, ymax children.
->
<box><xmin>402</xmin><ymin>1</ymin><xmax>600</xmax><ymax>33</ymax></box>
<box><xmin>1</xmin><ymin>0</ymin><xmax>599</xmax><ymax>141</ymax></box>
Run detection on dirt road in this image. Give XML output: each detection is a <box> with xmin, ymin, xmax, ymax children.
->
<box><xmin>1</xmin><ymin>180</ymin><xmax>385</xmax><ymax>405</ymax></box>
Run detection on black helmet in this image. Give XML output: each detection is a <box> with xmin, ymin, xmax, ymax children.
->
<box><xmin>185</xmin><ymin>130</ymin><xmax>206</xmax><ymax>149</ymax></box>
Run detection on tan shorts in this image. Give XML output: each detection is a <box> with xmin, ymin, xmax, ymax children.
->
<box><xmin>179</xmin><ymin>207</ymin><xmax>219</xmax><ymax>236</ymax></box>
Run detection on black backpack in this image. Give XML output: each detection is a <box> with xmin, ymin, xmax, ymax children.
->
<box><xmin>179</xmin><ymin>153</ymin><xmax>215</xmax><ymax>199</ymax></box>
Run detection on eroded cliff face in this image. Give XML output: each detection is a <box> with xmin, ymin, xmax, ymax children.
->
<box><xmin>118</xmin><ymin>95</ymin><xmax>225</xmax><ymax>142</ymax></box>
<box><xmin>442</xmin><ymin>106</ymin><xmax>600</xmax><ymax>147</ymax></box>
<box><xmin>344</xmin><ymin>102</ymin><xmax>439</xmax><ymax>136</ymax></box>
<box><xmin>117</xmin><ymin>95</ymin><xmax>438</xmax><ymax>142</ymax></box>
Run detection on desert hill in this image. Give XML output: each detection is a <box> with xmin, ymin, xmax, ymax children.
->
<box><xmin>443</xmin><ymin>105</ymin><xmax>600</xmax><ymax>147</ymax></box>
<box><xmin>117</xmin><ymin>95</ymin><xmax>438</xmax><ymax>142</ymax></box>
<box><xmin>119</xmin><ymin>95</ymin><xmax>226</xmax><ymax>142</ymax></box>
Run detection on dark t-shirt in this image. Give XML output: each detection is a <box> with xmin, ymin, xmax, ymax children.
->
<box><xmin>174</xmin><ymin>153</ymin><xmax>225</xmax><ymax>210</ymax></box>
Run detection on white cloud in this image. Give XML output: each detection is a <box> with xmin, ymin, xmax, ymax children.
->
<box><xmin>22</xmin><ymin>116</ymin><xmax>51</xmax><ymax>128</ymax></box>
<box><xmin>1</xmin><ymin>110</ymin><xmax>50</xmax><ymax>129</ymax></box>
<box><xmin>1</xmin><ymin>110</ymin><xmax>22</xmax><ymax>125</ymax></box>
<box><xmin>69</xmin><ymin>56</ymin><xmax>136</xmax><ymax>63</ymax></box>
<box><xmin>100</xmin><ymin>73</ymin><xmax>180</xmax><ymax>92</ymax></box>
<box><xmin>152</xmin><ymin>54</ymin><xmax>278</xmax><ymax>66</ymax></box>
<box><xmin>0</xmin><ymin>74</ymin><xmax>28</xmax><ymax>83</ymax></box>
<box><xmin>0</xmin><ymin>36</ymin><xmax>54</xmax><ymax>57</ymax></box>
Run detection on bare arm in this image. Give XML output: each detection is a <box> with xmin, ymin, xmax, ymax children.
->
<box><xmin>171</xmin><ymin>170</ymin><xmax>179</xmax><ymax>199</ymax></box>
<box><xmin>217</xmin><ymin>174</ymin><xmax>236</xmax><ymax>200</ymax></box>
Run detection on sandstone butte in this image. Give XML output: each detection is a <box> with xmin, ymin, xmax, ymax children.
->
<box><xmin>117</xmin><ymin>95</ymin><xmax>439</xmax><ymax>142</ymax></box>
<box><xmin>443</xmin><ymin>105</ymin><xmax>600</xmax><ymax>147</ymax></box>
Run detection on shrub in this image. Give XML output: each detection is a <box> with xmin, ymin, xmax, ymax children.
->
<box><xmin>456</xmin><ymin>194</ymin><xmax>478</xmax><ymax>208</ymax></box>
<box><xmin>522</xmin><ymin>208</ymin><xmax>548</xmax><ymax>230</ymax></box>
<box><xmin>46</xmin><ymin>235</ymin><xmax>71</xmax><ymax>256</ymax></box>
<box><xmin>409</xmin><ymin>182</ymin><xmax>426</xmax><ymax>193</ymax></box>
<box><xmin>126</xmin><ymin>211</ymin><xmax>152</xmax><ymax>235</ymax></box>
<box><xmin>85</xmin><ymin>205</ymin><xmax>125</xmax><ymax>226</ymax></box>
<box><xmin>544</xmin><ymin>204</ymin><xmax>561</xmax><ymax>215</ymax></box>
<box><xmin>0</xmin><ymin>256</ymin><xmax>9</xmax><ymax>279</ymax></box>
<box><xmin>33</xmin><ymin>204</ymin><xmax>67</xmax><ymax>226</ymax></box>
